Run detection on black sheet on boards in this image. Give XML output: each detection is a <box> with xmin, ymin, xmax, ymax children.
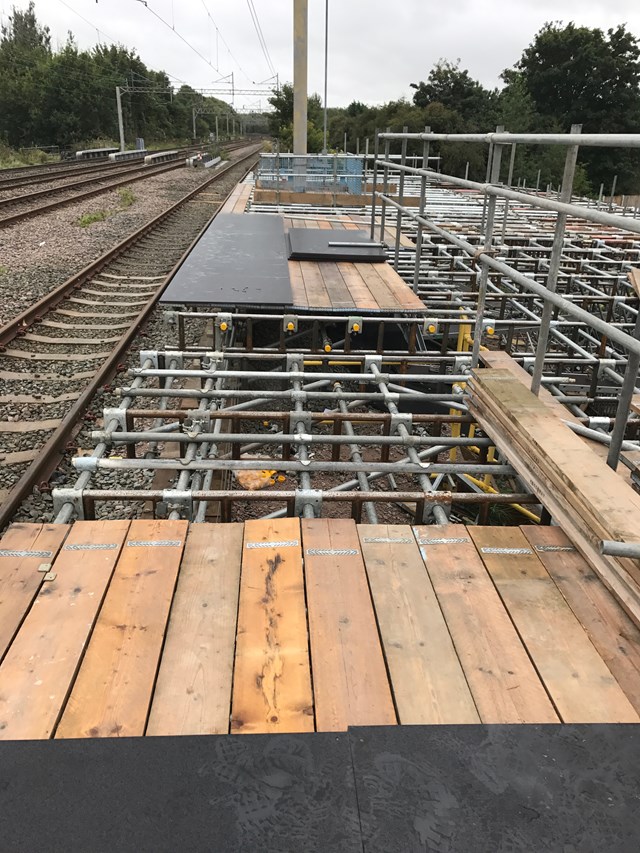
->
<box><xmin>2</xmin><ymin>725</ymin><xmax>640</xmax><ymax>852</ymax></box>
<box><xmin>286</xmin><ymin>227</ymin><xmax>388</xmax><ymax>262</ymax></box>
<box><xmin>160</xmin><ymin>213</ymin><xmax>293</xmax><ymax>306</ymax></box>
<box><xmin>350</xmin><ymin>724</ymin><xmax>640</xmax><ymax>852</ymax></box>
<box><xmin>0</xmin><ymin>733</ymin><xmax>361</xmax><ymax>853</ymax></box>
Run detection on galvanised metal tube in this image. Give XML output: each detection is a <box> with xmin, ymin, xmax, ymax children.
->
<box><xmin>607</xmin><ymin>311</ymin><xmax>640</xmax><ymax>469</ymax></box>
<box><xmin>379</xmin><ymin>127</ymin><xmax>391</xmax><ymax>242</ymax></box>
<box><xmin>54</xmin><ymin>356</ymin><xmax>156</xmax><ymax>524</ymax></box>
<box><xmin>369</xmin><ymin>128</ymin><xmax>379</xmax><ymax>239</ymax></box>
<box><xmin>94</xmin><ymin>430</ymin><xmax>493</xmax><ymax>449</ymax></box>
<box><xmin>74</xmin><ymin>458</ymin><xmax>513</xmax><ymax>476</ymax></box>
<box><xmin>260</xmin><ymin>444</ymin><xmax>449</xmax><ymax>521</ymax></box>
<box><xmin>472</xmin><ymin>137</ymin><xmax>503</xmax><ymax>368</ymax></box>
<box><xmin>335</xmin><ymin>385</ymin><xmax>377</xmax><ymax>524</ymax></box>
<box><xmin>119</xmin><ymin>387</ymin><xmax>466</xmax><ymax>404</ymax></box>
<box><xmin>129</xmin><ymin>369</ymin><xmax>468</xmax><ymax>383</ymax></box>
<box><xmin>530</xmin><ymin>125</ymin><xmax>581</xmax><ymax>395</ymax></box>
<box><xmin>290</xmin><ymin>354</ymin><xmax>315</xmax><ymax>518</ymax></box>
<box><xmin>369</xmin><ymin>362</ymin><xmax>449</xmax><ymax>525</ymax></box>
<box><xmin>564</xmin><ymin>420</ymin><xmax>640</xmax><ymax>453</ymax></box>
<box><xmin>394</xmin><ymin>126</ymin><xmax>408</xmax><ymax>270</ymax></box>
<box><xmin>413</xmin><ymin>129</ymin><xmax>430</xmax><ymax>293</ymax></box>
<box><xmin>600</xmin><ymin>540</ymin><xmax>640</xmax><ymax>558</ymax></box>
<box><xmin>376</xmin><ymin>192</ymin><xmax>640</xmax><ymax>359</ymax></box>
<box><xmin>378</xmin><ymin>131</ymin><xmax>640</xmax><ymax>147</ymax></box>
<box><xmin>374</xmin><ymin>161</ymin><xmax>640</xmax><ymax>236</ymax></box>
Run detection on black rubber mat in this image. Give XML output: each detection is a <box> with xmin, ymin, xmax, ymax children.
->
<box><xmin>2</xmin><ymin>725</ymin><xmax>640</xmax><ymax>851</ymax></box>
<box><xmin>287</xmin><ymin>228</ymin><xmax>387</xmax><ymax>262</ymax></box>
<box><xmin>350</xmin><ymin>724</ymin><xmax>640</xmax><ymax>852</ymax></box>
<box><xmin>161</xmin><ymin>213</ymin><xmax>293</xmax><ymax>306</ymax></box>
<box><xmin>0</xmin><ymin>733</ymin><xmax>361</xmax><ymax>853</ymax></box>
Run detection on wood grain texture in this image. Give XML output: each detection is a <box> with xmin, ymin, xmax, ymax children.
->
<box><xmin>414</xmin><ymin>524</ymin><xmax>558</xmax><ymax>723</ymax></box>
<box><xmin>231</xmin><ymin>518</ymin><xmax>313</xmax><ymax>734</ymax></box>
<box><xmin>0</xmin><ymin>521</ymin><xmax>129</xmax><ymax>740</ymax></box>
<box><xmin>55</xmin><ymin>519</ymin><xmax>187</xmax><ymax>739</ymax></box>
<box><xmin>470</xmin><ymin>526</ymin><xmax>640</xmax><ymax>723</ymax></box>
<box><xmin>0</xmin><ymin>523</ymin><xmax>69</xmax><ymax>662</ymax></box>
<box><xmin>147</xmin><ymin>524</ymin><xmax>244</xmax><ymax>736</ymax></box>
<box><xmin>359</xmin><ymin>524</ymin><xmax>479</xmax><ymax>724</ymax></box>
<box><xmin>522</xmin><ymin>525</ymin><xmax>640</xmax><ymax>715</ymax></box>
<box><xmin>303</xmin><ymin>518</ymin><xmax>396</xmax><ymax>731</ymax></box>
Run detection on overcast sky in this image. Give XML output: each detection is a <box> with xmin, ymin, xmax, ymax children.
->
<box><xmin>2</xmin><ymin>0</ymin><xmax>640</xmax><ymax>110</ymax></box>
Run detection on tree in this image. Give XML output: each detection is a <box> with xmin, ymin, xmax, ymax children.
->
<box><xmin>0</xmin><ymin>1</ymin><xmax>50</xmax><ymax>146</ymax></box>
<box><xmin>267</xmin><ymin>83</ymin><xmax>324</xmax><ymax>151</ymax></box>
<box><xmin>411</xmin><ymin>59</ymin><xmax>498</xmax><ymax>129</ymax></box>
<box><xmin>510</xmin><ymin>22</ymin><xmax>640</xmax><ymax>191</ymax></box>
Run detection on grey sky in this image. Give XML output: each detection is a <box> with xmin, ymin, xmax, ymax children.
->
<box><xmin>2</xmin><ymin>0</ymin><xmax>640</xmax><ymax>110</ymax></box>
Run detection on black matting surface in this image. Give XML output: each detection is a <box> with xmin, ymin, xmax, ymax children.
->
<box><xmin>287</xmin><ymin>228</ymin><xmax>387</xmax><ymax>262</ymax></box>
<box><xmin>2</xmin><ymin>725</ymin><xmax>640</xmax><ymax>852</ymax></box>
<box><xmin>0</xmin><ymin>733</ymin><xmax>360</xmax><ymax>853</ymax></box>
<box><xmin>161</xmin><ymin>213</ymin><xmax>293</xmax><ymax>306</ymax></box>
<box><xmin>350</xmin><ymin>724</ymin><xmax>640</xmax><ymax>853</ymax></box>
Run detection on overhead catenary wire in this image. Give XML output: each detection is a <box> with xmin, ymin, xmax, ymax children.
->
<box><xmin>246</xmin><ymin>0</ymin><xmax>276</xmax><ymax>78</ymax></box>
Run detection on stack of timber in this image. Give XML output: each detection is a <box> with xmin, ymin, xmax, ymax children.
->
<box><xmin>467</xmin><ymin>368</ymin><xmax>640</xmax><ymax>627</ymax></box>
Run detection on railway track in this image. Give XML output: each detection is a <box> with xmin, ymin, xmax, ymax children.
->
<box><xmin>0</xmin><ymin>159</ymin><xmax>144</xmax><ymax>192</ymax></box>
<box><xmin>0</xmin><ymin>142</ymin><xmax>254</xmax><ymax>224</ymax></box>
<box><xmin>0</xmin><ymin>143</ymin><xmax>261</xmax><ymax>527</ymax></box>
<box><xmin>0</xmin><ymin>147</ymin><xmax>210</xmax><ymax>228</ymax></box>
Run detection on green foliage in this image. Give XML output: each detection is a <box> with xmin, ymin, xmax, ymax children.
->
<box><xmin>503</xmin><ymin>22</ymin><xmax>640</xmax><ymax>192</ymax></box>
<box><xmin>268</xmin><ymin>83</ymin><xmax>325</xmax><ymax>152</ymax></box>
<box><xmin>411</xmin><ymin>59</ymin><xmax>498</xmax><ymax>129</ymax></box>
<box><xmin>77</xmin><ymin>210</ymin><xmax>108</xmax><ymax>227</ymax></box>
<box><xmin>117</xmin><ymin>187</ymin><xmax>136</xmax><ymax>208</ymax></box>
<box><xmin>0</xmin><ymin>3</ymin><xmax>238</xmax><ymax>150</ymax></box>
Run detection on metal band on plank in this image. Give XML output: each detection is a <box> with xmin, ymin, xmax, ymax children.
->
<box><xmin>126</xmin><ymin>540</ymin><xmax>182</xmax><ymax>547</ymax></box>
<box><xmin>306</xmin><ymin>548</ymin><xmax>359</xmax><ymax>556</ymax></box>
<box><xmin>418</xmin><ymin>537</ymin><xmax>470</xmax><ymax>545</ymax></box>
<box><xmin>361</xmin><ymin>537</ymin><xmax>413</xmax><ymax>544</ymax></box>
<box><xmin>535</xmin><ymin>545</ymin><xmax>576</xmax><ymax>553</ymax></box>
<box><xmin>0</xmin><ymin>549</ymin><xmax>53</xmax><ymax>558</ymax></box>
<box><xmin>246</xmin><ymin>540</ymin><xmax>299</xmax><ymax>549</ymax></box>
<box><xmin>481</xmin><ymin>547</ymin><xmax>532</xmax><ymax>555</ymax></box>
<box><xmin>64</xmin><ymin>543</ymin><xmax>118</xmax><ymax>551</ymax></box>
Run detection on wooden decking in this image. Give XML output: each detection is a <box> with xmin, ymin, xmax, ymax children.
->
<box><xmin>1</xmin><ymin>517</ymin><xmax>640</xmax><ymax>740</ymax></box>
<box><xmin>221</xmin><ymin>181</ymin><xmax>425</xmax><ymax>313</ymax></box>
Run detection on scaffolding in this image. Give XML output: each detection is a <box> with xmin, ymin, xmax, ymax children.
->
<box><xmin>51</xmin><ymin>130</ymin><xmax>640</xmax><ymax>524</ymax></box>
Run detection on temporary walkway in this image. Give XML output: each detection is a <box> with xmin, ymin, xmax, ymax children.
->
<box><xmin>2</xmin><ymin>517</ymin><xmax>640</xmax><ymax>742</ymax></box>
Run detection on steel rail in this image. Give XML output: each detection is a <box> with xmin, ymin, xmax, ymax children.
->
<box><xmin>0</xmin><ymin>146</ymin><xmax>261</xmax><ymax>532</ymax></box>
<box><xmin>0</xmin><ymin>142</ymin><xmax>255</xmax><ymax>228</ymax></box>
<box><xmin>0</xmin><ymin>146</ymin><xmax>260</xmax><ymax>347</ymax></box>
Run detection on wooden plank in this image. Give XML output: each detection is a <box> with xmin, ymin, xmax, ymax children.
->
<box><xmin>0</xmin><ymin>521</ymin><xmax>129</xmax><ymax>740</ymax></box>
<box><xmin>470</xmin><ymin>391</ymin><xmax>640</xmax><ymax>629</ymax></box>
<box><xmin>470</xmin><ymin>526</ymin><xmax>640</xmax><ymax>723</ymax></box>
<box><xmin>0</xmin><ymin>523</ymin><xmax>69</xmax><ymax>662</ymax></box>
<box><xmin>374</xmin><ymin>261</ymin><xmax>425</xmax><ymax>310</ymax></box>
<box><xmin>230</xmin><ymin>518</ymin><xmax>313</xmax><ymax>734</ymax></box>
<box><xmin>146</xmin><ymin>524</ymin><xmax>244</xmax><ymax>736</ymax></box>
<box><xmin>358</xmin><ymin>264</ymin><xmax>401</xmax><ymax>311</ymax></box>
<box><xmin>336</xmin><ymin>262</ymin><xmax>379</xmax><ymax>311</ymax></box>
<box><xmin>55</xmin><ymin>519</ymin><xmax>187</xmax><ymax>739</ymax></box>
<box><xmin>299</xmin><ymin>261</ymin><xmax>332</xmax><ymax>308</ymax></box>
<box><xmin>414</xmin><ymin>524</ymin><xmax>558</xmax><ymax>723</ymax></box>
<box><xmin>522</xmin><ymin>525</ymin><xmax>640</xmax><ymax>714</ymax></box>
<box><xmin>359</xmin><ymin>524</ymin><xmax>479</xmax><ymax>724</ymax></box>
<box><xmin>628</xmin><ymin>268</ymin><xmax>640</xmax><ymax>298</ymax></box>
<box><xmin>468</xmin><ymin>371</ymin><xmax>640</xmax><ymax>553</ymax></box>
<box><xmin>303</xmin><ymin>518</ymin><xmax>396</xmax><ymax>731</ymax></box>
<box><xmin>288</xmin><ymin>260</ymin><xmax>308</xmax><ymax>308</ymax></box>
<box><xmin>318</xmin><ymin>263</ymin><xmax>356</xmax><ymax>310</ymax></box>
